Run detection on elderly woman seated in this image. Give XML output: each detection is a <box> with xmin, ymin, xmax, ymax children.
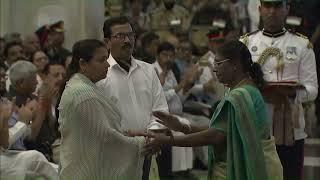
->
<box><xmin>0</xmin><ymin>97</ymin><xmax>58</xmax><ymax>179</ymax></box>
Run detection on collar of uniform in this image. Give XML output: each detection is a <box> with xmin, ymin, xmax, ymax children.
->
<box><xmin>107</xmin><ymin>54</ymin><xmax>138</xmax><ymax>73</ymax></box>
<box><xmin>262</xmin><ymin>28</ymin><xmax>287</xmax><ymax>38</ymax></box>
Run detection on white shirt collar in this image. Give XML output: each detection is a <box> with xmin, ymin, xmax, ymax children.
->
<box><xmin>153</xmin><ymin>60</ymin><xmax>163</xmax><ymax>74</ymax></box>
<box><xmin>107</xmin><ymin>54</ymin><xmax>118</xmax><ymax>67</ymax></box>
<box><xmin>108</xmin><ymin>54</ymin><xmax>139</xmax><ymax>74</ymax></box>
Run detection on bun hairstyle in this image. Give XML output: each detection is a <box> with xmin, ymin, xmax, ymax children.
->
<box><xmin>216</xmin><ymin>40</ymin><xmax>265</xmax><ymax>89</ymax></box>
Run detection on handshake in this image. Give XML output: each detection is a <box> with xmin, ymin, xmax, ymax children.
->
<box><xmin>123</xmin><ymin>111</ymin><xmax>190</xmax><ymax>157</ymax></box>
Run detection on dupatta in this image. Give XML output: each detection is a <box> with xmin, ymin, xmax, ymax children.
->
<box><xmin>208</xmin><ymin>86</ymin><xmax>268</xmax><ymax>180</ymax></box>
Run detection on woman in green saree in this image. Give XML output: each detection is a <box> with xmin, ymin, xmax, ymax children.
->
<box><xmin>142</xmin><ymin>40</ymin><xmax>283</xmax><ymax>180</ymax></box>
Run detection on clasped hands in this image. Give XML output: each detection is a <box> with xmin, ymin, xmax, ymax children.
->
<box><xmin>123</xmin><ymin>111</ymin><xmax>184</xmax><ymax>157</ymax></box>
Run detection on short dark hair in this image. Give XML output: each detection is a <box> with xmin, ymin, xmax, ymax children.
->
<box><xmin>43</xmin><ymin>60</ymin><xmax>64</xmax><ymax>75</ymax></box>
<box><xmin>103</xmin><ymin>16</ymin><xmax>133</xmax><ymax>38</ymax></box>
<box><xmin>3</xmin><ymin>41</ymin><xmax>23</xmax><ymax>58</ymax></box>
<box><xmin>29</xmin><ymin>50</ymin><xmax>45</xmax><ymax>63</ymax></box>
<box><xmin>157</xmin><ymin>42</ymin><xmax>175</xmax><ymax>55</ymax></box>
<box><xmin>141</xmin><ymin>32</ymin><xmax>159</xmax><ymax>49</ymax></box>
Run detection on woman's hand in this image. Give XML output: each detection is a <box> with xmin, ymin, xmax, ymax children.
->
<box><xmin>142</xmin><ymin>132</ymin><xmax>172</xmax><ymax>157</ymax></box>
<box><xmin>152</xmin><ymin>111</ymin><xmax>184</xmax><ymax>132</ymax></box>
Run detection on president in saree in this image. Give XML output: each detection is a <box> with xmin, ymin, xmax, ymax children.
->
<box><xmin>141</xmin><ymin>40</ymin><xmax>283</xmax><ymax>180</ymax></box>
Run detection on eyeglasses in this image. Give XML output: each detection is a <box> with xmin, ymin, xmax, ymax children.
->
<box><xmin>213</xmin><ymin>58</ymin><xmax>231</xmax><ymax>66</ymax></box>
<box><xmin>111</xmin><ymin>32</ymin><xmax>136</xmax><ymax>41</ymax></box>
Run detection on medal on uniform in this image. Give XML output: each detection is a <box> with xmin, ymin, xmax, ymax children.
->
<box><xmin>251</xmin><ymin>46</ymin><xmax>258</xmax><ymax>52</ymax></box>
<box><xmin>286</xmin><ymin>46</ymin><xmax>297</xmax><ymax>62</ymax></box>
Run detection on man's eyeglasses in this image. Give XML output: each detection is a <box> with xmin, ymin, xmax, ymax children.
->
<box><xmin>111</xmin><ymin>32</ymin><xmax>136</xmax><ymax>41</ymax></box>
<box><xmin>213</xmin><ymin>58</ymin><xmax>231</xmax><ymax>66</ymax></box>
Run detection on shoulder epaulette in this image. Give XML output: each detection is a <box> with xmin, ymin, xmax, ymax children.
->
<box><xmin>240</xmin><ymin>30</ymin><xmax>259</xmax><ymax>46</ymax></box>
<box><xmin>288</xmin><ymin>30</ymin><xmax>313</xmax><ymax>49</ymax></box>
<box><xmin>287</xmin><ymin>30</ymin><xmax>308</xmax><ymax>39</ymax></box>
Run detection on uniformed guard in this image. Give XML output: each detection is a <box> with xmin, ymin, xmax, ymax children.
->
<box><xmin>197</xmin><ymin>25</ymin><xmax>230</xmax><ymax>105</ymax></box>
<box><xmin>46</xmin><ymin>21</ymin><xmax>71</xmax><ymax>60</ymax></box>
<box><xmin>240</xmin><ymin>0</ymin><xmax>318</xmax><ymax>180</ymax></box>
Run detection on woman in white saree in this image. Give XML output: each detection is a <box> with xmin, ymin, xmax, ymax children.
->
<box><xmin>58</xmin><ymin>39</ymin><xmax>145</xmax><ymax>180</ymax></box>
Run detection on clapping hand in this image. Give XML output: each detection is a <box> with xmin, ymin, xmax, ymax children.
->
<box><xmin>181</xmin><ymin>64</ymin><xmax>203</xmax><ymax>92</ymax></box>
<box><xmin>38</xmin><ymin>83</ymin><xmax>59</xmax><ymax>102</ymax></box>
<box><xmin>0</xmin><ymin>98</ymin><xmax>15</xmax><ymax>129</ymax></box>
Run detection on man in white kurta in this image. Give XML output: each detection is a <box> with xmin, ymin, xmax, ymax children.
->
<box><xmin>97</xmin><ymin>54</ymin><xmax>168</xmax><ymax>179</ymax></box>
<box><xmin>98</xmin><ymin>55</ymin><xmax>168</xmax><ymax>132</ymax></box>
<box><xmin>97</xmin><ymin>16</ymin><xmax>169</xmax><ymax>180</ymax></box>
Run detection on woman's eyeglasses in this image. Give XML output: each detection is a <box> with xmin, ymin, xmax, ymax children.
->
<box><xmin>213</xmin><ymin>58</ymin><xmax>231</xmax><ymax>66</ymax></box>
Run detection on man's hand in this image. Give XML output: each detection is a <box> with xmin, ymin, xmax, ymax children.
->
<box><xmin>38</xmin><ymin>83</ymin><xmax>59</xmax><ymax>102</ymax></box>
<box><xmin>180</xmin><ymin>64</ymin><xmax>203</xmax><ymax>92</ymax></box>
<box><xmin>0</xmin><ymin>98</ymin><xmax>13</xmax><ymax>123</ymax></box>
<box><xmin>0</xmin><ymin>98</ymin><xmax>14</xmax><ymax>130</ymax></box>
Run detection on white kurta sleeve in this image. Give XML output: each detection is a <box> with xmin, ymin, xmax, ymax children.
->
<box><xmin>297</xmin><ymin>46</ymin><xmax>318</xmax><ymax>103</ymax></box>
<box><xmin>148</xmin><ymin>69</ymin><xmax>169</xmax><ymax>130</ymax></box>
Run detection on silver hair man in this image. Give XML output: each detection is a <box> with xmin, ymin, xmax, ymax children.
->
<box><xmin>9</xmin><ymin>60</ymin><xmax>37</xmax><ymax>88</ymax></box>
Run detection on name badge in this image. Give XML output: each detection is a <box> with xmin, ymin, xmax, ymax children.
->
<box><xmin>170</xmin><ymin>19</ymin><xmax>181</xmax><ymax>26</ymax></box>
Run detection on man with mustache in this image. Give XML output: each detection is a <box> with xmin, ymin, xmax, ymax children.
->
<box><xmin>240</xmin><ymin>0</ymin><xmax>318</xmax><ymax>180</ymax></box>
<box><xmin>97</xmin><ymin>16</ymin><xmax>168</xmax><ymax>180</ymax></box>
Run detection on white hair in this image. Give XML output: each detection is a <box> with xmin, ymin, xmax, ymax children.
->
<box><xmin>9</xmin><ymin>60</ymin><xmax>37</xmax><ymax>87</ymax></box>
